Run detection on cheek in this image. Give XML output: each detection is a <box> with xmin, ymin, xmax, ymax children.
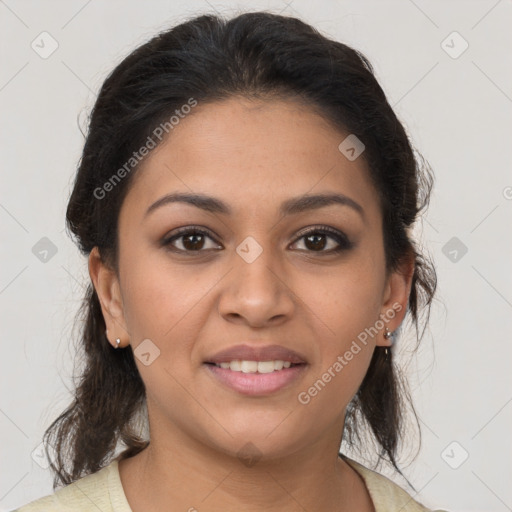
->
<box><xmin>296</xmin><ymin>269</ymin><xmax>381</xmax><ymax>417</ymax></box>
<box><xmin>119</xmin><ymin>243</ymin><xmax>212</xmax><ymax>341</ymax></box>
<box><xmin>302</xmin><ymin>259</ymin><xmax>385</xmax><ymax>346</ymax></box>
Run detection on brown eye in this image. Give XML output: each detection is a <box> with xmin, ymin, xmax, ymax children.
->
<box><xmin>180</xmin><ymin>232</ymin><xmax>206</xmax><ymax>251</ymax></box>
<box><xmin>161</xmin><ymin>225</ymin><xmax>353</xmax><ymax>255</ymax></box>
<box><xmin>291</xmin><ymin>226</ymin><xmax>353</xmax><ymax>254</ymax></box>
<box><xmin>162</xmin><ymin>227</ymin><xmax>221</xmax><ymax>253</ymax></box>
<box><xmin>304</xmin><ymin>233</ymin><xmax>328</xmax><ymax>251</ymax></box>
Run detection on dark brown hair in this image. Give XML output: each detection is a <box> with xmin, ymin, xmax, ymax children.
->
<box><xmin>44</xmin><ymin>11</ymin><xmax>436</xmax><ymax>489</ymax></box>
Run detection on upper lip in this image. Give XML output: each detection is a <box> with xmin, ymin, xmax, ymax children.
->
<box><xmin>205</xmin><ymin>344</ymin><xmax>307</xmax><ymax>364</ymax></box>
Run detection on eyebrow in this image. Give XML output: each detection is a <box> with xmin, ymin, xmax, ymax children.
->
<box><xmin>144</xmin><ymin>192</ymin><xmax>365</xmax><ymax>219</ymax></box>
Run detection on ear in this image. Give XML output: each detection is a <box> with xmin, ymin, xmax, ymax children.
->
<box><xmin>88</xmin><ymin>246</ymin><xmax>129</xmax><ymax>348</ymax></box>
<box><xmin>375</xmin><ymin>250</ymin><xmax>415</xmax><ymax>347</ymax></box>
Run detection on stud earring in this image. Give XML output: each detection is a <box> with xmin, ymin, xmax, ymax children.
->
<box><xmin>383</xmin><ymin>327</ymin><xmax>394</xmax><ymax>359</ymax></box>
<box><xmin>105</xmin><ymin>329</ymin><xmax>121</xmax><ymax>349</ymax></box>
<box><xmin>384</xmin><ymin>327</ymin><xmax>393</xmax><ymax>341</ymax></box>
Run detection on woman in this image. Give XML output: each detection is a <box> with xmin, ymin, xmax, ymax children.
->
<box><xmin>14</xmin><ymin>11</ymin><xmax>447</xmax><ymax>512</ymax></box>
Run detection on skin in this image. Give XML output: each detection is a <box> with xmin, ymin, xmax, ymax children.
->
<box><xmin>89</xmin><ymin>96</ymin><xmax>414</xmax><ymax>512</ymax></box>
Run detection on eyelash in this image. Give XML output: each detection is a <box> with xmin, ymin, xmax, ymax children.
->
<box><xmin>161</xmin><ymin>225</ymin><xmax>353</xmax><ymax>255</ymax></box>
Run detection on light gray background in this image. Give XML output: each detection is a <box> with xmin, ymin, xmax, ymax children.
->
<box><xmin>1</xmin><ymin>1</ymin><xmax>511</xmax><ymax>511</ymax></box>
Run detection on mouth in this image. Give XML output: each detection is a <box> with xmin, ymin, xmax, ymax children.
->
<box><xmin>205</xmin><ymin>360</ymin><xmax>304</xmax><ymax>373</ymax></box>
<box><xmin>203</xmin><ymin>360</ymin><xmax>308</xmax><ymax>396</ymax></box>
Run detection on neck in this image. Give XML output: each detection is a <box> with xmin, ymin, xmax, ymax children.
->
<box><xmin>118</xmin><ymin>420</ymin><xmax>374</xmax><ymax>512</ymax></box>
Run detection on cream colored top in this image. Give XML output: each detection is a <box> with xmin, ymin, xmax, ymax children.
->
<box><xmin>13</xmin><ymin>457</ymin><xmax>448</xmax><ymax>512</ymax></box>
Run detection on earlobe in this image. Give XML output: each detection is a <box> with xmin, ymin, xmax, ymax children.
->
<box><xmin>88</xmin><ymin>247</ymin><xmax>129</xmax><ymax>348</ymax></box>
<box><xmin>376</xmin><ymin>254</ymin><xmax>415</xmax><ymax>347</ymax></box>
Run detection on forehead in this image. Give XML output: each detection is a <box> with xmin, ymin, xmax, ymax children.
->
<box><xmin>121</xmin><ymin>96</ymin><xmax>380</xmax><ymax>224</ymax></box>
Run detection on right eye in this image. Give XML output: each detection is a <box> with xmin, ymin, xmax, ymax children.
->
<box><xmin>161</xmin><ymin>227</ymin><xmax>222</xmax><ymax>254</ymax></box>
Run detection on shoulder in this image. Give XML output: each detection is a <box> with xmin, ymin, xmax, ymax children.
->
<box><xmin>344</xmin><ymin>457</ymin><xmax>449</xmax><ymax>512</ymax></box>
<box><xmin>12</xmin><ymin>460</ymin><xmax>128</xmax><ymax>512</ymax></box>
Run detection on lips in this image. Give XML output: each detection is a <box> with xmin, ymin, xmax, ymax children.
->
<box><xmin>204</xmin><ymin>344</ymin><xmax>307</xmax><ymax>365</ymax></box>
<box><xmin>203</xmin><ymin>344</ymin><xmax>308</xmax><ymax>396</ymax></box>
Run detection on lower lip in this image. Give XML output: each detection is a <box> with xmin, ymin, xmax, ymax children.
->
<box><xmin>204</xmin><ymin>364</ymin><xmax>307</xmax><ymax>396</ymax></box>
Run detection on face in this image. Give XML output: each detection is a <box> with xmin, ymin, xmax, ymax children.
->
<box><xmin>91</xmin><ymin>96</ymin><xmax>411</xmax><ymax>462</ymax></box>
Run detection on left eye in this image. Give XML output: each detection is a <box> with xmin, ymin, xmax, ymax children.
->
<box><xmin>291</xmin><ymin>227</ymin><xmax>352</xmax><ymax>253</ymax></box>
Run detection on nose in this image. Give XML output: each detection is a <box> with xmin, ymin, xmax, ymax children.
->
<box><xmin>217</xmin><ymin>245</ymin><xmax>295</xmax><ymax>328</ymax></box>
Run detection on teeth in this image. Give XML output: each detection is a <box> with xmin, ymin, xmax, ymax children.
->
<box><xmin>256</xmin><ymin>361</ymin><xmax>275</xmax><ymax>373</ymax></box>
<box><xmin>241</xmin><ymin>360</ymin><xmax>258</xmax><ymax>373</ymax></box>
<box><xmin>214</xmin><ymin>360</ymin><xmax>297</xmax><ymax>373</ymax></box>
<box><xmin>229</xmin><ymin>360</ymin><xmax>241</xmax><ymax>371</ymax></box>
